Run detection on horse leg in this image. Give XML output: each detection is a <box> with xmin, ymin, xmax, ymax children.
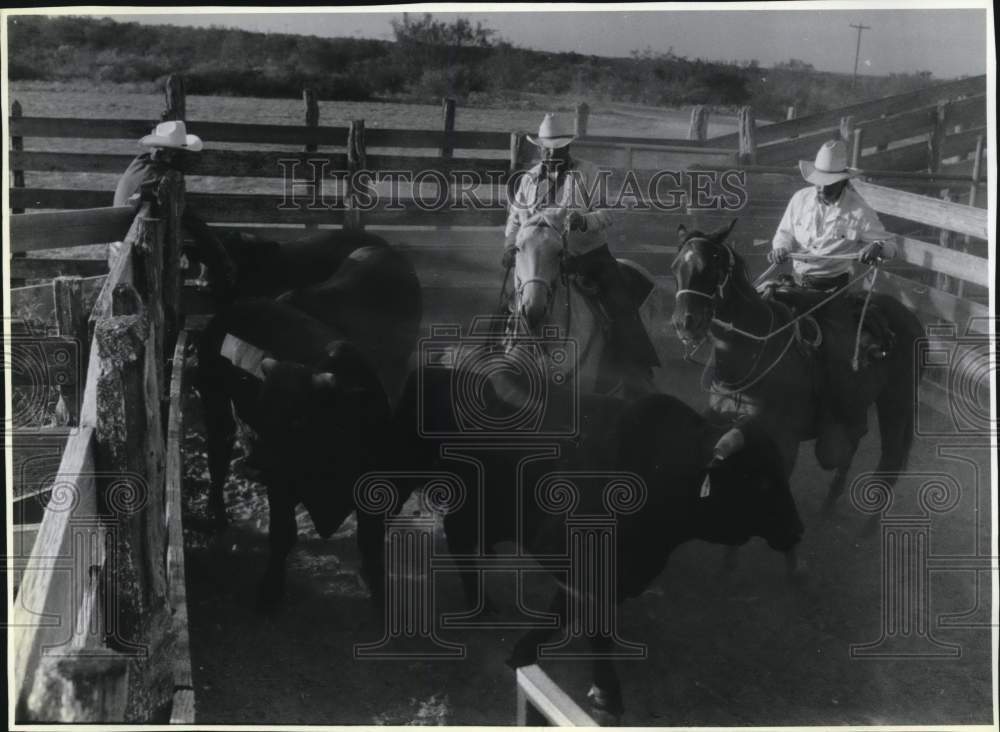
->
<box><xmin>817</xmin><ymin>418</ymin><xmax>864</xmax><ymax>516</ymax></box>
<box><xmin>587</xmin><ymin>633</ymin><xmax>625</xmax><ymax>722</ymax></box>
<box><xmin>257</xmin><ymin>481</ymin><xmax>298</xmax><ymax>613</ymax></box>
<box><xmin>356</xmin><ymin>509</ymin><xmax>387</xmax><ymax>611</ymax></box>
<box><xmin>506</xmin><ymin>586</ymin><xmax>566</xmax><ymax>670</ymax></box>
<box><xmin>201</xmin><ymin>380</ymin><xmax>235</xmax><ymax>531</ymax></box>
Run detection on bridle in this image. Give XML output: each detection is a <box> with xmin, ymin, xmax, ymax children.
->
<box><xmin>510</xmin><ymin>220</ymin><xmax>570</xmax><ymax>322</ymax></box>
<box><xmin>672</xmin><ymin>236</ymin><xmax>736</xmax><ymax>306</ymax></box>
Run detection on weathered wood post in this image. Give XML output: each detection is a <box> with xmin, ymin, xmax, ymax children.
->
<box><xmin>839</xmin><ymin>115</ymin><xmax>855</xmax><ymax>163</ymax></box>
<box><xmin>737</xmin><ymin>106</ymin><xmax>757</xmax><ymax>165</ymax></box>
<box><xmin>345</xmin><ymin>119</ymin><xmax>367</xmax><ymax>231</ymax></box>
<box><xmin>95</xmin><ymin>280</ymin><xmax>171</xmax><ymax>720</ymax></box>
<box><xmin>786</xmin><ymin>105</ymin><xmax>797</xmax><ymax>120</ymax></box>
<box><xmin>161</xmin><ymin>74</ymin><xmax>185</xmax><ymax>121</ymax></box>
<box><xmin>574</xmin><ymin>102</ymin><xmax>589</xmax><ymax>138</ymax></box>
<box><xmin>156</xmin><ymin>171</ymin><xmax>183</xmax><ymax>365</ymax></box>
<box><xmin>927</xmin><ymin>100</ymin><xmax>950</xmax><ymax>174</ymax></box>
<box><xmin>957</xmin><ymin>134</ymin><xmax>985</xmax><ymax>299</ymax></box>
<box><xmin>132</xmin><ymin>211</ymin><xmax>166</xmax><ymax>399</ymax></box>
<box><xmin>688</xmin><ymin>105</ymin><xmax>709</xmax><ymax>142</ymax></box>
<box><xmin>851</xmin><ymin>128</ymin><xmax>864</xmax><ymax>169</ymax></box>
<box><xmin>52</xmin><ymin>276</ymin><xmax>87</xmax><ymax>426</ymax></box>
<box><xmin>12</xmin><ymin>99</ymin><xmax>25</xmax><ymax>214</ymax></box>
<box><xmin>27</xmin><ymin>655</ymin><xmax>129</xmax><ymax>723</ymax></box>
<box><xmin>303</xmin><ymin>89</ymin><xmax>319</xmax><ymax>230</ymax></box>
<box><xmin>441</xmin><ymin>97</ymin><xmax>456</xmax><ymax>158</ymax></box>
<box><xmin>934</xmin><ymin>189</ymin><xmax>958</xmax><ymax>293</ymax></box>
<box><xmin>509</xmin><ymin>131</ymin><xmax>529</xmax><ymax>173</ymax></box>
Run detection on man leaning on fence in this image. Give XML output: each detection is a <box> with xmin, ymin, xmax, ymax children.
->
<box><xmin>503</xmin><ymin>114</ymin><xmax>659</xmax><ymax>387</ymax></box>
<box><xmin>766</xmin><ymin>139</ymin><xmax>897</xmax><ymax>443</ymax></box>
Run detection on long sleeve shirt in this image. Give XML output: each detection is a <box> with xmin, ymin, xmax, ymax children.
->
<box><xmin>504</xmin><ymin>158</ymin><xmax>612</xmax><ymax>255</ymax></box>
<box><xmin>772</xmin><ymin>184</ymin><xmax>897</xmax><ymax>278</ymax></box>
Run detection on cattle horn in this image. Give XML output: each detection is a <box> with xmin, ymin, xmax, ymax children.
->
<box><xmin>260</xmin><ymin>357</ymin><xmax>278</xmax><ymax>376</ymax></box>
<box><xmin>311</xmin><ymin>372</ymin><xmax>337</xmax><ymax>390</ymax></box>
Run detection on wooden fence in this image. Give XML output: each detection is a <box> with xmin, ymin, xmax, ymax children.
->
<box><xmin>9</xmin><ymin>173</ymin><xmax>193</xmax><ymax>723</ymax></box>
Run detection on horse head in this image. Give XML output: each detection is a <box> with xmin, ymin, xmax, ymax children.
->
<box><xmin>511</xmin><ymin>214</ymin><xmax>567</xmax><ymax>333</ymax></box>
<box><xmin>670</xmin><ymin>219</ymin><xmax>738</xmax><ymax>345</ymax></box>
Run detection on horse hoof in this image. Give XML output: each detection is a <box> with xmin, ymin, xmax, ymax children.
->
<box><xmin>587</xmin><ymin>684</ymin><xmax>624</xmax><ymax>717</ymax></box>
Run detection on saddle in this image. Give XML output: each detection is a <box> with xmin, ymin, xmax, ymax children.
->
<box><xmin>762</xmin><ymin>274</ymin><xmax>895</xmax><ymax>371</ymax></box>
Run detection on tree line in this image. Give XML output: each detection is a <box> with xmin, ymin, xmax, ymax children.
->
<box><xmin>8</xmin><ymin>14</ymin><xmax>946</xmax><ymax>119</ymax></box>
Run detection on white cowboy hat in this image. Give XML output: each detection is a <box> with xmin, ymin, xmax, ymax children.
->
<box><xmin>140</xmin><ymin>120</ymin><xmax>203</xmax><ymax>151</ymax></box>
<box><xmin>799</xmin><ymin>140</ymin><xmax>857</xmax><ymax>186</ymax></box>
<box><xmin>526</xmin><ymin>113</ymin><xmax>576</xmax><ymax>149</ymax></box>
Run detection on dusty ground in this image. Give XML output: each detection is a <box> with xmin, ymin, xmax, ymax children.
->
<box><xmin>179</xmin><ymin>327</ymin><xmax>994</xmax><ymax>726</ymax></box>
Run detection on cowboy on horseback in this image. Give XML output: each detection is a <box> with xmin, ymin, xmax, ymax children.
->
<box><xmin>503</xmin><ymin>114</ymin><xmax>660</xmax><ymax>387</ymax></box>
<box><xmin>766</xmin><ymin>139</ymin><xmax>897</xmax><ymax>443</ymax></box>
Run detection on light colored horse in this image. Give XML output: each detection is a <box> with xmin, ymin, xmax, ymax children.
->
<box><xmin>506</xmin><ymin>215</ymin><xmax>663</xmax><ymax>397</ymax></box>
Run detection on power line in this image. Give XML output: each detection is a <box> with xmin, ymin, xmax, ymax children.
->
<box><xmin>850</xmin><ymin>23</ymin><xmax>871</xmax><ymax>89</ymax></box>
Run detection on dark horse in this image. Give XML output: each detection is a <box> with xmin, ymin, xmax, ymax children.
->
<box><xmin>670</xmin><ymin>221</ymin><xmax>925</xmax><ymax>511</ymax></box>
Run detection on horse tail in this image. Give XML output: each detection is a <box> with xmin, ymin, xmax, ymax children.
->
<box><xmin>872</xmin><ymin>294</ymin><xmax>925</xmax><ymax>481</ymax></box>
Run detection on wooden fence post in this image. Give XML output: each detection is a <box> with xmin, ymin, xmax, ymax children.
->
<box><xmin>688</xmin><ymin>105</ymin><xmax>709</xmax><ymax>142</ymax></box>
<box><xmin>161</xmin><ymin>75</ymin><xmax>185</xmax><ymax>121</ymax></box>
<box><xmin>132</xmin><ymin>213</ymin><xmax>166</xmax><ymax>399</ymax></box>
<box><xmin>934</xmin><ymin>189</ymin><xmax>958</xmax><ymax>293</ymax></box>
<box><xmin>737</xmin><ymin>106</ymin><xmax>757</xmax><ymax>165</ymax></box>
<box><xmin>955</xmin><ymin>133</ymin><xmax>985</xmax><ymax>299</ymax></box>
<box><xmin>927</xmin><ymin>100</ymin><xmax>950</xmax><ymax>174</ymax></box>
<box><xmin>441</xmin><ymin>97</ymin><xmax>456</xmax><ymax>158</ymax></box>
<box><xmin>28</xmin><ymin>655</ymin><xmax>129</xmax><ymax>722</ymax></box>
<box><xmin>575</xmin><ymin>102</ymin><xmax>589</xmax><ymax>138</ymax></box>
<box><xmin>346</xmin><ymin>119</ymin><xmax>367</xmax><ymax>231</ymax></box>
<box><xmin>95</xmin><ymin>282</ymin><xmax>171</xmax><ymax>720</ymax></box>
<box><xmin>786</xmin><ymin>105</ymin><xmax>797</xmax><ymax>120</ymax></box>
<box><xmin>303</xmin><ymin>89</ymin><xmax>319</xmax><ymax>230</ymax></box>
<box><xmin>52</xmin><ymin>276</ymin><xmax>87</xmax><ymax>426</ymax></box>
<box><xmin>839</xmin><ymin>115</ymin><xmax>855</xmax><ymax>162</ymax></box>
<box><xmin>12</xmin><ymin>99</ymin><xmax>25</xmax><ymax>214</ymax></box>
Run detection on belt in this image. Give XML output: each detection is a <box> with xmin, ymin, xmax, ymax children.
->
<box><xmin>795</xmin><ymin>272</ymin><xmax>850</xmax><ymax>292</ymax></box>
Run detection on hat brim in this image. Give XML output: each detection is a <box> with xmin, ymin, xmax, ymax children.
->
<box><xmin>527</xmin><ymin>134</ymin><xmax>575</xmax><ymax>149</ymax></box>
<box><xmin>140</xmin><ymin>133</ymin><xmax>203</xmax><ymax>152</ymax></box>
<box><xmin>799</xmin><ymin>160</ymin><xmax>856</xmax><ymax>185</ymax></box>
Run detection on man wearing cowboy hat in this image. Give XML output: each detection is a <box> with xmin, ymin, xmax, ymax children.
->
<box><xmin>767</xmin><ymin>139</ymin><xmax>897</xmax><ymax>444</ymax></box>
<box><xmin>503</xmin><ymin>113</ymin><xmax>659</xmax><ymax>387</ymax></box>
<box><xmin>112</xmin><ymin>121</ymin><xmax>236</xmax><ymax>291</ymax></box>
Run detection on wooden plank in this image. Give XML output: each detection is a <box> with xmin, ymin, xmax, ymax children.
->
<box><xmin>364</xmin><ymin>154</ymin><xmax>513</xmax><ymax>179</ymax></box>
<box><xmin>853</xmin><ymin>179</ymin><xmax>987</xmax><ymax>239</ymax></box>
<box><xmin>13</xmin><ymin>188</ymin><xmax>113</xmax><ymax>210</ymax></box>
<box><xmin>52</xmin><ymin>277</ymin><xmax>88</xmax><ymax>426</ymax></box>
<box><xmin>10</xmin><ymin>117</ymin><xmax>154</xmax><ymax>140</ymax></box>
<box><xmin>515</xmin><ymin>665</ymin><xmax>598</xmax><ymax>726</ymax></box>
<box><xmin>11</xmin><ymin>258</ymin><xmax>108</xmax><ymax>280</ymax></box>
<box><xmin>163</xmin><ymin>74</ymin><xmax>185</xmax><ymax>121</ymax></box>
<box><xmin>10</xmin><ymin>206</ymin><xmax>137</xmax><ymax>253</ymax></box>
<box><xmin>185</xmin><ymin>192</ymin><xmax>347</xmax><ymax>224</ymax></box>
<box><xmin>941</xmin><ymin>127</ymin><xmax>987</xmax><ymax>160</ymax></box>
<box><xmin>710</xmin><ymin>75</ymin><xmax>986</xmax><ymax>147</ymax></box>
<box><xmin>165</xmin><ymin>332</ymin><xmax>193</xmax><ymax>695</ymax></box>
<box><xmin>170</xmin><ymin>689</ymin><xmax>196</xmax><ymax>724</ymax></box>
<box><xmin>947</xmin><ymin>94</ymin><xmax>987</xmax><ymax>130</ymax></box>
<box><xmin>756</xmin><ymin>126</ymin><xmax>840</xmax><ymax>165</ymax></box>
<box><xmin>12</xmin><ymin>99</ymin><xmax>26</xmax><ymax>213</ymax></box>
<box><xmin>858</xmin><ymin>141</ymin><xmax>929</xmax><ymax>172</ymax></box>
<box><xmin>869</xmin><ymin>269</ymin><xmax>989</xmax><ymax>332</ymax></box>
<box><xmin>11</xmin><ymin>427</ymin><xmax>98</xmax><ymax>714</ymax></box>
<box><xmin>366</xmin><ymin>127</ymin><xmax>510</xmax><ymax>150</ymax></box>
<box><xmin>859</xmin><ymin>106</ymin><xmax>937</xmax><ymax>149</ymax></box>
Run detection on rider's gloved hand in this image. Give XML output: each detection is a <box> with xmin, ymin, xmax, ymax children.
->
<box><xmin>767</xmin><ymin>247</ymin><xmax>790</xmax><ymax>265</ymax></box>
<box><xmin>859</xmin><ymin>241</ymin><xmax>885</xmax><ymax>264</ymax></box>
<box><xmin>567</xmin><ymin>211</ymin><xmax>587</xmax><ymax>232</ymax></box>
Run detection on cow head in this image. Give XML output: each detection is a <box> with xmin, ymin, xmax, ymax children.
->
<box><xmin>695</xmin><ymin>436</ymin><xmax>803</xmax><ymax>554</ymax></box>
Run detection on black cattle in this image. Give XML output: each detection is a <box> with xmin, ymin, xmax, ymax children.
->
<box><xmin>182</xmin><ymin>210</ymin><xmax>393</xmax><ymax>301</ymax></box>
<box><xmin>390</xmin><ymin>360</ymin><xmax>803</xmax><ymax>719</ymax></box>
<box><xmin>197</xmin><ymin>298</ymin><xmax>398</xmax><ymax>611</ymax></box>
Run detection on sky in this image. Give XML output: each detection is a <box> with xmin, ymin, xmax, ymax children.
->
<box><xmin>101</xmin><ymin>6</ymin><xmax>989</xmax><ymax>79</ymax></box>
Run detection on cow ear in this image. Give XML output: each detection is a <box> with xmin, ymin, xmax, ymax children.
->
<box><xmin>311</xmin><ymin>372</ymin><xmax>338</xmax><ymax>391</ymax></box>
<box><xmin>260</xmin><ymin>357</ymin><xmax>278</xmax><ymax>377</ymax></box>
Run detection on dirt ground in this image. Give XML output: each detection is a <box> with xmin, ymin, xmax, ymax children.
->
<box><xmin>179</xmin><ymin>330</ymin><xmax>994</xmax><ymax>727</ymax></box>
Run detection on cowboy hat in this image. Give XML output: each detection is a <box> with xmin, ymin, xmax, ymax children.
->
<box><xmin>799</xmin><ymin>140</ymin><xmax>857</xmax><ymax>186</ymax></box>
<box><xmin>140</xmin><ymin>120</ymin><xmax>203</xmax><ymax>151</ymax></box>
<box><xmin>527</xmin><ymin>113</ymin><xmax>576</xmax><ymax>149</ymax></box>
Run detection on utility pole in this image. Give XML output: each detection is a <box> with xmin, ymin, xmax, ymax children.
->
<box><xmin>850</xmin><ymin>23</ymin><xmax>871</xmax><ymax>89</ymax></box>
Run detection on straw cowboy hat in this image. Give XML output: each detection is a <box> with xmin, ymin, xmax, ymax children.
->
<box><xmin>527</xmin><ymin>113</ymin><xmax>576</xmax><ymax>149</ymax></box>
<box><xmin>799</xmin><ymin>140</ymin><xmax>857</xmax><ymax>186</ymax></box>
<box><xmin>140</xmin><ymin>120</ymin><xmax>203</xmax><ymax>151</ymax></box>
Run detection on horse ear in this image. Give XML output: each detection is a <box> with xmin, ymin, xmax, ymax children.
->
<box><xmin>711</xmin><ymin>219</ymin><xmax>737</xmax><ymax>242</ymax></box>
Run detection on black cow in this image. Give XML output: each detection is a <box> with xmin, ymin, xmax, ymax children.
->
<box><xmin>197</xmin><ymin>298</ymin><xmax>399</xmax><ymax>611</ymax></box>
<box><xmin>390</xmin><ymin>360</ymin><xmax>803</xmax><ymax>719</ymax></box>
<box><xmin>182</xmin><ymin>210</ymin><xmax>394</xmax><ymax>301</ymax></box>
